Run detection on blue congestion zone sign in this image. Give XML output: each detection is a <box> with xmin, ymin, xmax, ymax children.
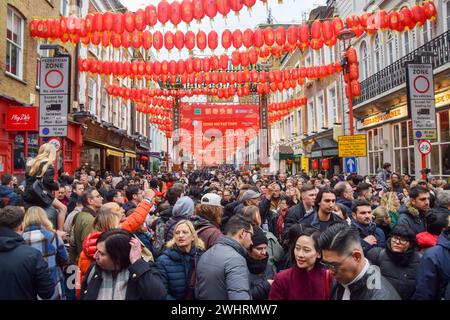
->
<box><xmin>345</xmin><ymin>157</ymin><xmax>357</xmax><ymax>173</ymax></box>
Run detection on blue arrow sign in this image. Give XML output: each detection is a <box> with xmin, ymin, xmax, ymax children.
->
<box><xmin>345</xmin><ymin>157</ymin><xmax>357</xmax><ymax>173</ymax></box>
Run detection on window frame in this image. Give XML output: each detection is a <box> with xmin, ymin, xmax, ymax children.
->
<box><xmin>6</xmin><ymin>6</ymin><xmax>25</xmax><ymax>80</ymax></box>
<box><xmin>360</xmin><ymin>40</ymin><xmax>369</xmax><ymax>79</ymax></box>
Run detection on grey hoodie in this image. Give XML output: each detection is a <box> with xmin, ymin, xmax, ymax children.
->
<box><xmin>164</xmin><ymin>196</ymin><xmax>195</xmax><ymax>241</ymax></box>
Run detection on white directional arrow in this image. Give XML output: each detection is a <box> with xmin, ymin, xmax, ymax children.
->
<box><xmin>347</xmin><ymin>158</ymin><xmax>355</xmax><ymax>172</ymax></box>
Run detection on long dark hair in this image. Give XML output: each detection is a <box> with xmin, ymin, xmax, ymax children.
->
<box><xmin>290</xmin><ymin>227</ymin><xmax>321</xmax><ymax>267</ymax></box>
<box><xmin>97</xmin><ymin>229</ymin><xmax>133</xmax><ymax>271</ymax></box>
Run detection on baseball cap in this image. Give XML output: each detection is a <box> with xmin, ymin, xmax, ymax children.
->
<box><xmin>241</xmin><ymin>190</ymin><xmax>262</xmax><ymax>203</ymax></box>
<box><xmin>201</xmin><ymin>193</ymin><xmax>223</xmax><ymax>207</ymax></box>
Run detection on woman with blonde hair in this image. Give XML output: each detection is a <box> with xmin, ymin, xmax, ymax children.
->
<box><xmin>156</xmin><ymin>220</ymin><xmax>205</xmax><ymax>300</ymax></box>
<box><xmin>23</xmin><ymin>143</ymin><xmax>67</xmax><ymax>233</ymax></box>
<box><xmin>380</xmin><ymin>191</ymin><xmax>401</xmax><ymax>227</ymax></box>
<box><xmin>22</xmin><ymin>206</ymin><xmax>68</xmax><ymax>300</ymax></box>
<box><xmin>372</xmin><ymin>206</ymin><xmax>392</xmax><ymax>239</ymax></box>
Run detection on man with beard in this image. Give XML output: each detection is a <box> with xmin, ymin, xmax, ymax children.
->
<box><xmin>397</xmin><ymin>186</ymin><xmax>431</xmax><ymax>235</ymax></box>
<box><xmin>351</xmin><ymin>199</ymin><xmax>385</xmax><ymax>255</ymax></box>
<box><xmin>299</xmin><ymin>188</ymin><xmax>342</xmax><ymax>232</ymax></box>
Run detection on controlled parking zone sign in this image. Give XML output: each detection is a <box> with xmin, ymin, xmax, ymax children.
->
<box><xmin>406</xmin><ymin>63</ymin><xmax>437</xmax><ymax>140</ymax></box>
<box><xmin>39</xmin><ymin>56</ymin><xmax>71</xmax><ymax>137</ymax></box>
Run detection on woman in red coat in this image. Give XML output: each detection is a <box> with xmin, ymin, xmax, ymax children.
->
<box><xmin>269</xmin><ymin>228</ymin><xmax>333</xmax><ymax>300</ymax></box>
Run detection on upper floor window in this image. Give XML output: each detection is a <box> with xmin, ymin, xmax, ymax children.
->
<box><xmin>446</xmin><ymin>2</ymin><xmax>450</xmax><ymax>31</ymax></box>
<box><xmin>88</xmin><ymin>78</ymin><xmax>96</xmax><ymax>114</ymax></box>
<box><xmin>374</xmin><ymin>34</ymin><xmax>382</xmax><ymax>73</ymax></box>
<box><xmin>60</xmin><ymin>0</ymin><xmax>70</xmax><ymax>16</ymax></box>
<box><xmin>386</xmin><ymin>31</ymin><xmax>395</xmax><ymax>66</ymax></box>
<box><xmin>403</xmin><ymin>30</ymin><xmax>411</xmax><ymax>57</ymax></box>
<box><xmin>6</xmin><ymin>7</ymin><xmax>24</xmax><ymax>79</ymax></box>
<box><xmin>360</xmin><ymin>41</ymin><xmax>369</xmax><ymax>80</ymax></box>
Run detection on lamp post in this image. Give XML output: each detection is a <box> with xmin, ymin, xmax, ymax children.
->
<box><xmin>338</xmin><ymin>29</ymin><xmax>356</xmax><ymax>136</ymax></box>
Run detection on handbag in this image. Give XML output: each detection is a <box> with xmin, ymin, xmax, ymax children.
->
<box><xmin>29</xmin><ymin>178</ymin><xmax>54</xmax><ymax>207</ymax></box>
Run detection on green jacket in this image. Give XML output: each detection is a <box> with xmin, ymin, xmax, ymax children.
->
<box><xmin>73</xmin><ymin>207</ymin><xmax>96</xmax><ymax>262</ymax></box>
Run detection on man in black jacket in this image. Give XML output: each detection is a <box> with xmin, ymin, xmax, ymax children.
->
<box><xmin>0</xmin><ymin>206</ymin><xmax>54</xmax><ymax>299</ymax></box>
<box><xmin>283</xmin><ymin>183</ymin><xmax>317</xmax><ymax>240</ymax></box>
<box><xmin>318</xmin><ymin>223</ymin><xmax>400</xmax><ymax>300</ymax></box>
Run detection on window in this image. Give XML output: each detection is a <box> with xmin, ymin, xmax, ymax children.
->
<box><xmin>308</xmin><ymin>101</ymin><xmax>316</xmax><ymax>133</ymax></box>
<box><xmin>386</xmin><ymin>31</ymin><xmax>395</xmax><ymax>65</ymax></box>
<box><xmin>447</xmin><ymin>2</ymin><xmax>450</xmax><ymax>31</ymax></box>
<box><xmin>60</xmin><ymin>0</ymin><xmax>70</xmax><ymax>16</ymax></box>
<box><xmin>121</xmin><ymin>105</ymin><xmax>127</xmax><ymax>130</ymax></box>
<box><xmin>13</xmin><ymin>133</ymin><xmax>25</xmax><ymax>170</ymax></box>
<box><xmin>373</xmin><ymin>34</ymin><xmax>382</xmax><ymax>73</ymax></box>
<box><xmin>298</xmin><ymin>109</ymin><xmax>303</xmax><ymax>134</ymax></box>
<box><xmin>422</xmin><ymin>20</ymin><xmax>431</xmax><ymax>44</ymax></box>
<box><xmin>88</xmin><ymin>78</ymin><xmax>96</xmax><ymax>114</ymax></box>
<box><xmin>367</xmin><ymin>128</ymin><xmax>384</xmax><ymax>175</ymax></box>
<box><xmin>317</xmin><ymin>95</ymin><xmax>324</xmax><ymax>129</ymax></box>
<box><xmin>101</xmin><ymin>89</ymin><xmax>108</xmax><ymax>121</ymax></box>
<box><xmin>360</xmin><ymin>41</ymin><xmax>369</xmax><ymax>79</ymax></box>
<box><xmin>329</xmin><ymin>46</ymin><xmax>335</xmax><ymax>64</ymax></box>
<box><xmin>328</xmin><ymin>86</ymin><xmax>338</xmax><ymax>124</ymax></box>
<box><xmin>6</xmin><ymin>7</ymin><xmax>24</xmax><ymax>79</ymax></box>
<box><xmin>113</xmin><ymin>98</ymin><xmax>119</xmax><ymax>127</ymax></box>
<box><xmin>403</xmin><ymin>31</ymin><xmax>411</xmax><ymax>57</ymax></box>
<box><xmin>393</xmin><ymin>121</ymin><xmax>415</xmax><ymax>176</ymax></box>
<box><xmin>36</xmin><ymin>39</ymin><xmax>51</xmax><ymax>88</ymax></box>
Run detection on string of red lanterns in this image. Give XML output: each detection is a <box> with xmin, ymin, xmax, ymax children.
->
<box><xmin>30</xmin><ymin>2</ymin><xmax>437</xmax><ymax>53</ymax></box>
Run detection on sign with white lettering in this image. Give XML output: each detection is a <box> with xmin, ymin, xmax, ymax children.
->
<box><xmin>39</xmin><ymin>56</ymin><xmax>71</xmax><ymax>137</ymax></box>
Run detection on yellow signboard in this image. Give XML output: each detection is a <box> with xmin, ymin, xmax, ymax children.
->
<box><xmin>338</xmin><ymin>135</ymin><xmax>367</xmax><ymax>157</ymax></box>
<box><xmin>301</xmin><ymin>156</ymin><xmax>309</xmax><ymax>172</ymax></box>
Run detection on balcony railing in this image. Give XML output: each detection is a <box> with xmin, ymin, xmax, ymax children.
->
<box><xmin>354</xmin><ymin>29</ymin><xmax>450</xmax><ymax>107</ymax></box>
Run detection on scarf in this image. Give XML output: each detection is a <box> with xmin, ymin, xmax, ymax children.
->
<box><xmin>246</xmin><ymin>256</ymin><xmax>269</xmax><ymax>275</ymax></box>
<box><xmin>385</xmin><ymin>240</ymin><xmax>415</xmax><ymax>267</ymax></box>
<box><xmin>277</xmin><ymin>208</ymin><xmax>288</xmax><ymax>238</ymax></box>
<box><xmin>97</xmin><ymin>269</ymin><xmax>130</xmax><ymax>300</ymax></box>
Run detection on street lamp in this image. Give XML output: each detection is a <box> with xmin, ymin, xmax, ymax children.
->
<box><xmin>338</xmin><ymin>29</ymin><xmax>356</xmax><ymax>136</ymax></box>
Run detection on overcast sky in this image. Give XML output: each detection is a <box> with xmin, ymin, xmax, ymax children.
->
<box><xmin>123</xmin><ymin>0</ymin><xmax>327</xmax><ymax>60</ymax></box>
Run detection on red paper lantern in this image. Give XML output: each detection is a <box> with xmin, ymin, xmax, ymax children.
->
<box><xmin>253</xmin><ymin>28</ymin><xmax>264</xmax><ymax>48</ymax></box>
<box><xmin>332</xmin><ymin>17</ymin><xmax>344</xmax><ymax>35</ymax></box>
<box><xmin>217</xmin><ymin>0</ymin><xmax>230</xmax><ymax>17</ymax></box>
<box><xmin>204</xmin><ymin>0</ymin><xmax>218</xmax><ymax>20</ymax></box>
<box><xmin>193</xmin><ymin>57</ymin><xmax>202</xmax><ymax>72</ymax></box>
<box><xmin>240</xmin><ymin>51</ymin><xmax>249</xmax><ymax>67</ymax></box>
<box><xmin>164</xmin><ymin>31</ymin><xmax>175</xmax><ymax>51</ymax></box>
<box><xmin>298</xmin><ymin>24</ymin><xmax>310</xmax><ymax>50</ymax></box>
<box><xmin>389</xmin><ymin>11</ymin><xmax>400</xmax><ymax>32</ymax></box>
<box><xmin>131</xmin><ymin>30</ymin><xmax>141</xmax><ymax>49</ymax></box>
<box><xmin>232</xmin><ymin>29</ymin><xmax>243</xmax><ymax>49</ymax></box>
<box><xmin>158</xmin><ymin>0</ymin><xmax>171</xmax><ymax>25</ymax></box>
<box><xmin>275</xmin><ymin>27</ymin><xmax>286</xmax><ymax>47</ymax></box>
<box><xmin>322</xmin><ymin>159</ymin><xmax>330</xmax><ymax>170</ymax></box>
<box><xmin>174</xmin><ymin>30</ymin><xmax>185</xmax><ymax>51</ymax></box>
<box><xmin>377</xmin><ymin>10</ymin><xmax>389</xmax><ymax>31</ymax></box>
<box><xmin>264</xmin><ymin>27</ymin><xmax>275</xmax><ymax>47</ymax></box>
<box><xmin>93</xmin><ymin>12</ymin><xmax>103</xmax><ymax>33</ymax></box>
<box><xmin>399</xmin><ymin>7</ymin><xmax>415</xmax><ymax>31</ymax></box>
<box><xmin>123</xmin><ymin>12</ymin><xmax>135</xmax><ymax>33</ymax></box>
<box><xmin>210</xmin><ymin>55</ymin><xmax>219</xmax><ymax>70</ymax></box>
<box><xmin>259</xmin><ymin>46</ymin><xmax>270</xmax><ymax>59</ymax></box>
<box><xmin>312</xmin><ymin>160</ymin><xmax>319</xmax><ymax>170</ymax></box>
<box><xmin>351</xmin><ymin>80</ymin><xmax>361</xmax><ymax>97</ymax></box>
<box><xmin>346</xmin><ymin>47</ymin><xmax>357</xmax><ymax>64</ymax></box>
<box><xmin>243</xmin><ymin>0</ymin><xmax>256</xmax><ymax>10</ymax></box>
<box><xmin>222</xmin><ymin>29</ymin><xmax>232</xmax><ymax>50</ymax></box>
<box><xmin>412</xmin><ymin>5</ymin><xmax>426</xmax><ymax>27</ymax></box>
<box><xmin>196</xmin><ymin>30</ymin><xmax>207</xmax><ymax>51</ymax></box>
<box><xmin>287</xmin><ymin>25</ymin><xmax>297</xmax><ymax>46</ymax></box>
<box><xmin>30</xmin><ymin>19</ymin><xmax>38</xmax><ymax>38</ymax></box>
<box><xmin>192</xmin><ymin>0</ymin><xmax>205</xmax><ymax>22</ymax></box>
<box><xmin>185</xmin><ymin>58</ymin><xmax>194</xmax><ymax>73</ymax></box>
<box><xmin>181</xmin><ymin>0</ymin><xmax>194</xmax><ymax>25</ymax></box>
<box><xmin>423</xmin><ymin>1</ymin><xmax>437</xmax><ymax>21</ymax></box>
<box><xmin>208</xmin><ymin>30</ymin><xmax>218</xmax><ymax>51</ymax></box>
<box><xmin>248</xmin><ymin>47</ymin><xmax>258</xmax><ymax>65</ymax></box>
<box><xmin>153</xmin><ymin>31</ymin><xmax>163</xmax><ymax>51</ymax></box>
<box><xmin>145</xmin><ymin>5</ymin><xmax>158</xmax><ymax>27</ymax></box>
<box><xmin>101</xmin><ymin>31</ymin><xmax>110</xmax><ymax>47</ymax></box>
<box><xmin>202</xmin><ymin>57</ymin><xmax>211</xmax><ymax>72</ymax></box>
<box><xmin>168</xmin><ymin>60</ymin><xmax>177</xmax><ymax>75</ymax></box>
<box><xmin>170</xmin><ymin>1</ymin><xmax>182</xmax><ymax>26</ymax></box>
<box><xmin>110</xmin><ymin>33</ymin><xmax>121</xmax><ymax>48</ymax></box>
<box><xmin>134</xmin><ymin>9</ymin><xmax>146</xmax><ymax>31</ymax></box>
<box><xmin>145</xmin><ymin>61</ymin><xmax>153</xmax><ymax>75</ymax></box>
<box><xmin>230</xmin><ymin>0</ymin><xmax>243</xmax><ymax>15</ymax></box>
<box><xmin>231</xmin><ymin>50</ymin><xmax>240</xmax><ymax>66</ymax></box>
<box><xmin>322</xmin><ymin>20</ymin><xmax>334</xmax><ymax>45</ymax></box>
<box><xmin>219</xmin><ymin>54</ymin><xmax>228</xmax><ymax>69</ymax></box>
<box><xmin>185</xmin><ymin>30</ymin><xmax>195</xmax><ymax>51</ymax></box>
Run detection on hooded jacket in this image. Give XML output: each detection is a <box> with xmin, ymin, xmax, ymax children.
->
<box><xmin>0</xmin><ymin>185</ymin><xmax>18</xmax><ymax>207</ymax></box>
<box><xmin>0</xmin><ymin>227</ymin><xmax>54</xmax><ymax>299</ymax></box>
<box><xmin>191</xmin><ymin>216</ymin><xmax>223</xmax><ymax>250</ymax></box>
<box><xmin>164</xmin><ymin>196</ymin><xmax>195</xmax><ymax>241</ymax></box>
<box><xmin>397</xmin><ymin>203</ymin><xmax>427</xmax><ymax>235</ymax></box>
<box><xmin>337</xmin><ymin>197</ymin><xmax>353</xmax><ymax>215</ymax></box>
<box><xmin>247</xmin><ymin>257</ymin><xmax>274</xmax><ymax>300</ymax></box>
<box><xmin>416</xmin><ymin>232</ymin><xmax>439</xmax><ymax>250</ymax></box>
<box><xmin>283</xmin><ymin>202</ymin><xmax>313</xmax><ymax>241</ymax></box>
<box><xmin>413</xmin><ymin>230</ymin><xmax>450</xmax><ymax>299</ymax></box>
<box><xmin>299</xmin><ymin>211</ymin><xmax>343</xmax><ymax>232</ymax></box>
<box><xmin>156</xmin><ymin>246</ymin><xmax>203</xmax><ymax>300</ymax></box>
<box><xmin>351</xmin><ymin>220</ymin><xmax>386</xmax><ymax>254</ymax></box>
<box><xmin>195</xmin><ymin>236</ymin><xmax>251</xmax><ymax>300</ymax></box>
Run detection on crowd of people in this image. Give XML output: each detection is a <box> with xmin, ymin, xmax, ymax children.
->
<box><xmin>0</xmin><ymin>143</ymin><xmax>449</xmax><ymax>300</ymax></box>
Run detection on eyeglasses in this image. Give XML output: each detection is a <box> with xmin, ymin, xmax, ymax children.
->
<box><xmin>320</xmin><ymin>252</ymin><xmax>353</xmax><ymax>271</ymax></box>
<box><xmin>391</xmin><ymin>236</ymin><xmax>409</xmax><ymax>245</ymax></box>
<box><xmin>244</xmin><ymin>229</ymin><xmax>254</xmax><ymax>237</ymax></box>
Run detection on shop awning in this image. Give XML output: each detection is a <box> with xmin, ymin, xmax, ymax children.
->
<box><xmin>106</xmin><ymin>149</ymin><xmax>124</xmax><ymax>157</ymax></box>
<box><xmin>311</xmin><ymin>138</ymin><xmax>338</xmax><ymax>151</ymax></box>
<box><xmin>124</xmin><ymin>151</ymin><xmax>137</xmax><ymax>158</ymax></box>
<box><xmin>279</xmin><ymin>145</ymin><xmax>294</xmax><ymax>160</ymax></box>
<box><xmin>85</xmin><ymin>139</ymin><xmax>124</xmax><ymax>153</ymax></box>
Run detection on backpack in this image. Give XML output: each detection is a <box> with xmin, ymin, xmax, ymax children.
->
<box><xmin>150</xmin><ymin>217</ymin><xmax>168</xmax><ymax>256</ymax></box>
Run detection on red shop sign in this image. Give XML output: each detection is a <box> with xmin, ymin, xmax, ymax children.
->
<box><xmin>6</xmin><ymin>107</ymin><xmax>39</xmax><ymax>131</ymax></box>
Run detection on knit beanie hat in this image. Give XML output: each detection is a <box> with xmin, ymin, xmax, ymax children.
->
<box><xmin>251</xmin><ymin>227</ymin><xmax>268</xmax><ymax>248</ymax></box>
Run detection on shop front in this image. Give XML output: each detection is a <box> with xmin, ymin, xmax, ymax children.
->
<box><xmin>81</xmin><ymin>121</ymin><xmax>136</xmax><ymax>174</ymax></box>
<box><xmin>304</xmin><ymin>130</ymin><xmax>340</xmax><ymax>177</ymax></box>
<box><xmin>278</xmin><ymin>145</ymin><xmax>294</xmax><ymax>174</ymax></box>
<box><xmin>136</xmin><ymin>142</ymin><xmax>151</xmax><ymax>171</ymax></box>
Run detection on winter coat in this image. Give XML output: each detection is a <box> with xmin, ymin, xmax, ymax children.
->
<box><xmin>299</xmin><ymin>212</ymin><xmax>343</xmax><ymax>232</ymax></box>
<box><xmin>221</xmin><ymin>200</ymin><xmax>242</xmax><ymax>228</ymax></box>
<box><xmin>122</xmin><ymin>200</ymin><xmax>137</xmax><ymax>213</ymax></box>
<box><xmin>195</xmin><ymin>236</ymin><xmax>251</xmax><ymax>300</ymax></box>
<box><xmin>283</xmin><ymin>202</ymin><xmax>313</xmax><ymax>241</ymax></box>
<box><xmin>0</xmin><ymin>185</ymin><xmax>18</xmax><ymax>207</ymax></box>
<box><xmin>269</xmin><ymin>265</ymin><xmax>332</xmax><ymax>300</ymax></box>
<box><xmin>0</xmin><ymin>227</ymin><xmax>54</xmax><ymax>299</ymax></box>
<box><xmin>77</xmin><ymin>200</ymin><xmax>153</xmax><ymax>286</ymax></box>
<box><xmin>23</xmin><ymin>164</ymin><xmax>59</xmax><ymax>207</ymax></box>
<box><xmin>72</xmin><ymin>206</ymin><xmax>96</xmax><ymax>262</ymax></box>
<box><xmin>79</xmin><ymin>259</ymin><xmax>167</xmax><ymax>300</ymax></box>
<box><xmin>66</xmin><ymin>193</ymin><xmax>79</xmax><ymax>216</ymax></box>
<box><xmin>233</xmin><ymin>198</ymin><xmax>271</xmax><ymax>228</ymax></box>
<box><xmin>247</xmin><ymin>257</ymin><xmax>274</xmax><ymax>300</ymax></box>
<box><xmin>193</xmin><ymin>217</ymin><xmax>223</xmax><ymax>250</ymax></box>
<box><xmin>337</xmin><ymin>197</ymin><xmax>353</xmax><ymax>215</ymax></box>
<box><xmin>156</xmin><ymin>246</ymin><xmax>203</xmax><ymax>300</ymax></box>
<box><xmin>416</xmin><ymin>232</ymin><xmax>438</xmax><ymax>251</ymax></box>
<box><xmin>264</xmin><ymin>230</ymin><xmax>284</xmax><ymax>273</ymax></box>
<box><xmin>367</xmin><ymin>241</ymin><xmax>421</xmax><ymax>300</ymax></box>
<box><xmin>330</xmin><ymin>262</ymin><xmax>401</xmax><ymax>300</ymax></box>
<box><xmin>413</xmin><ymin>230</ymin><xmax>450</xmax><ymax>300</ymax></box>
<box><xmin>22</xmin><ymin>224</ymin><xmax>68</xmax><ymax>300</ymax></box>
<box><xmin>351</xmin><ymin>220</ymin><xmax>386</xmax><ymax>254</ymax></box>
<box><xmin>397</xmin><ymin>203</ymin><xmax>427</xmax><ymax>235</ymax></box>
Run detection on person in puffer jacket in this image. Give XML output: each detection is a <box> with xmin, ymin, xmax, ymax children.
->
<box><xmin>416</xmin><ymin>211</ymin><xmax>449</xmax><ymax>253</ymax></box>
<box><xmin>156</xmin><ymin>220</ymin><xmax>205</xmax><ymax>300</ymax></box>
<box><xmin>76</xmin><ymin>191</ymin><xmax>155</xmax><ymax>296</ymax></box>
